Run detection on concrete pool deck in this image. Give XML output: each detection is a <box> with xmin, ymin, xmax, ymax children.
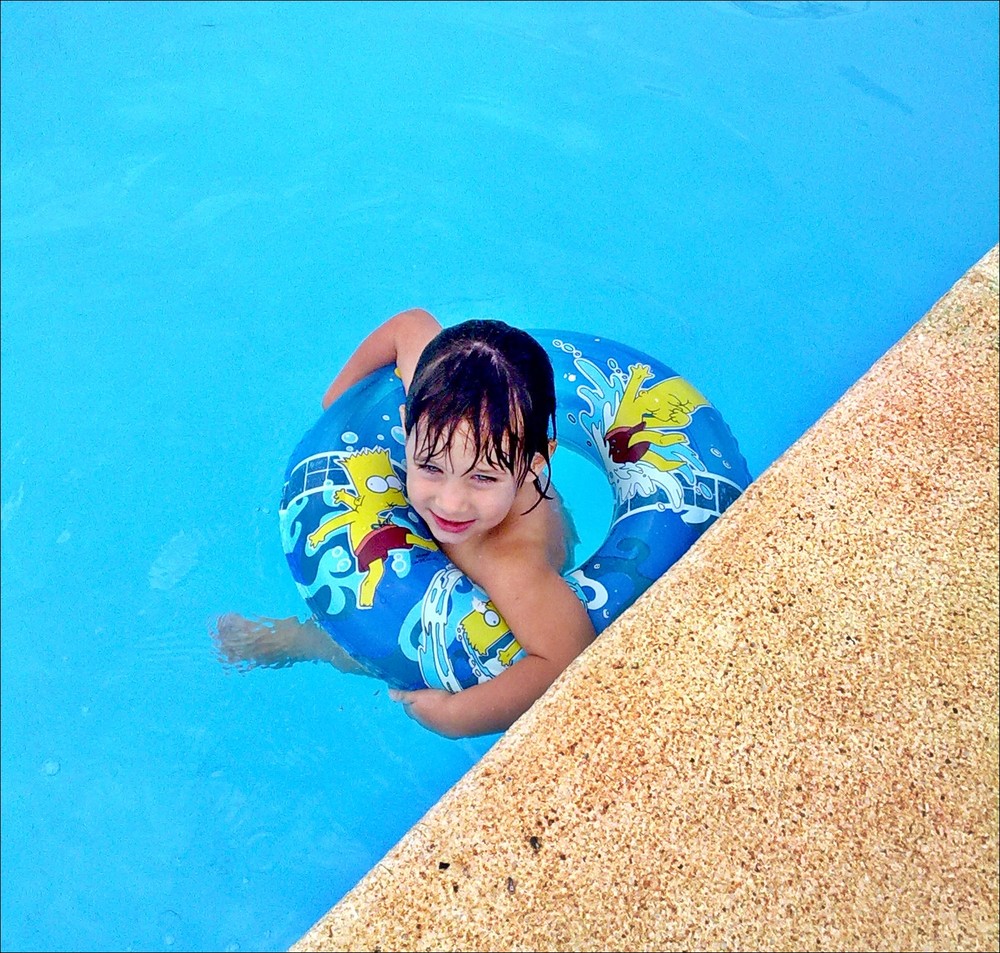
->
<box><xmin>292</xmin><ymin>245</ymin><xmax>999</xmax><ymax>952</ymax></box>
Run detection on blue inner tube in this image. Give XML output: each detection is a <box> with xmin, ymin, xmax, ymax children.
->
<box><xmin>280</xmin><ymin>329</ymin><xmax>752</xmax><ymax>691</ymax></box>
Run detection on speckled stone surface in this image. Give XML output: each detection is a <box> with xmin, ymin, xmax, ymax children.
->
<box><xmin>292</xmin><ymin>246</ymin><xmax>999</xmax><ymax>953</ymax></box>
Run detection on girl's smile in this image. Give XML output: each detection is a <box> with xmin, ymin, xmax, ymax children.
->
<box><xmin>428</xmin><ymin>512</ymin><xmax>476</xmax><ymax>536</ymax></box>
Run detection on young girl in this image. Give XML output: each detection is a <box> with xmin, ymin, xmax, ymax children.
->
<box><xmin>214</xmin><ymin>308</ymin><xmax>595</xmax><ymax>738</ymax></box>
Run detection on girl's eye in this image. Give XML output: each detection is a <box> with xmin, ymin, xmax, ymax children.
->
<box><xmin>472</xmin><ymin>473</ymin><xmax>497</xmax><ymax>484</ymax></box>
<box><xmin>419</xmin><ymin>462</ymin><xmax>442</xmax><ymax>474</ymax></box>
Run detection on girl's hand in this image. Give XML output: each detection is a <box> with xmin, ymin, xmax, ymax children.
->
<box><xmin>389</xmin><ymin>687</ymin><xmax>459</xmax><ymax>738</ymax></box>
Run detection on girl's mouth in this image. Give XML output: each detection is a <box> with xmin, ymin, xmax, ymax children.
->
<box><xmin>430</xmin><ymin>512</ymin><xmax>475</xmax><ymax>535</ymax></box>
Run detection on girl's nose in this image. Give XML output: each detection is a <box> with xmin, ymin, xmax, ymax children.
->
<box><xmin>434</xmin><ymin>478</ymin><xmax>468</xmax><ymax>516</ymax></box>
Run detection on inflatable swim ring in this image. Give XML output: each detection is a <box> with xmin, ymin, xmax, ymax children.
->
<box><xmin>279</xmin><ymin>329</ymin><xmax>751</xmax><ymax>691</ymax></box>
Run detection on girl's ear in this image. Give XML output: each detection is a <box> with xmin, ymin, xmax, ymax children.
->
<box><xmin>398</xmin><ymin>404</ymin><xmax>407</xmax><ymax>429</ymax></box>
<box><xmin>528</xmin><ymin>450</ymin><xmax>550</xmax><ymax>480</ymax></box>
<box><xmin>528</xmin><ymin>440</ymin><xmax>557</xmax><ymax>476</ymax></box>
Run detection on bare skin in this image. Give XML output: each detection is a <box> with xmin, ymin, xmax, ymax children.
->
<box><xmin>216</xmin><ymin>308</ymin><xmax>596</xmax><ymax>738</ymax></box>
<box><xmin>212</xmin><ymin>613</ymin><xmax>370</xmax><ymax>676</ymax></box>
<box><xmin>393</xmin><ymin>416</ymin><xmax>593</xmax><ymax>737</ymax></box>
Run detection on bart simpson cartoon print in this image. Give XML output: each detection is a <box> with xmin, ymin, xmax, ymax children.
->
<box><xmin>458</xmin><ymin>597</ymin><xmax>524</xmax><ymax>669</ymax></box>
<box><xmin>605</xmin><ymin>363</ymin><xmax>709</xmax><ymax>472</ymax></box>
<box><xmin>306</xmin><ymin>449</ymin><xmax>435</xmax><ymax>607</ymax></box>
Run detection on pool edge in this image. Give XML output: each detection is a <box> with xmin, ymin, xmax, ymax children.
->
<box><xmin>292</xmin><ymin>245</ymin><xmax>999</xmax><ymax>952</ymax></box>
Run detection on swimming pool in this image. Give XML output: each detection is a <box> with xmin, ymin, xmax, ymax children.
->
<box><xmin>1</xmin><ymin>2</ymin><xmax>996</xmax><ymax>951</ymax></box>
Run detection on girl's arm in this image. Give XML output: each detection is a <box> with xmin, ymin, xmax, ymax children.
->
<box><xmin>391</xmin><ymin>560</ymin><xmax>596</xmax><ymax>738</ymax></box>
<box><xmin>321</xmin><ymin>308</ymin><xmax>442</xmax><ymax>409</ymax></box>
<box><xmin>213</xmin><ymin>613</ymin><xmax>372</xmax><ymax>675</ymax></box>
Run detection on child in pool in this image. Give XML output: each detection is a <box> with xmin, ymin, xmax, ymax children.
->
<box><xmin>214</xmin><ymin>308</ymin><xmax>595</xmax><ymax>738</ymax></box>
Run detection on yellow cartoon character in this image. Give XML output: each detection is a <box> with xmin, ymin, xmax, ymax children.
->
<box><xmin>307</xmin><ymin>449</ymin><xmax>436</xmax><ymax>608</ymax></box>
<box><xmin>605</xmin><ymin>363</ymin><xmax>709</xmax><ymax>472</ymax></box>
<box><xmin>458</xmin><ymin>598</ymin><xmax>523</xmax><ymax>668</ymax></box>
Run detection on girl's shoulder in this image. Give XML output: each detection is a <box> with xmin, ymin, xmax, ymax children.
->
<box><xmin>490</xmin><ymin>490</ymin><xmax>569</xmax><ymax>576</ymax></box>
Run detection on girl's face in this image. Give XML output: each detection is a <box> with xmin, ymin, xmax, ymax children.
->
<box><xmin>404</xmin><ymin>418</ymin><xmax>525</xmax><ymax>546</ymax></box>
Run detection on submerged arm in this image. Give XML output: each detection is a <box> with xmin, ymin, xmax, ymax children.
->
<box><xmin>321</xmin><ymin>307</ymin><xmax>442</xmax><ymax>409</ymax></box>
<box><xmin>213</xmin><ymin>614</ymin><xmax>371</xmax><ymax>676</ymax></box>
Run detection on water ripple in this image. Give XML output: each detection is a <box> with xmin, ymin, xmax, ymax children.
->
<box><xmin>729</xmin><ymin>1</ymin><xmax>871</xmax><ymax>18</ymax></box>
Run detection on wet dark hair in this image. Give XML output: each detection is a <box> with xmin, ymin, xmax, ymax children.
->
<box><xmin>404</xmin><ymin>320</ymin><xmax>557</xmax><ymax>509</ymax></box>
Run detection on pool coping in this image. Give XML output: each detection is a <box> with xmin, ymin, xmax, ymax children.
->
<box><xmin>291</xmin><ymin>245</ymin><xmax>999</xmax><ymax>952</ymax></box>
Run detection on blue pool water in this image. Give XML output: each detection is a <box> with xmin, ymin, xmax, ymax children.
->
<box><xmin>1</xmin><ymin>2</ymin><xmax>996</xmax><ymax>951</ymax></box>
